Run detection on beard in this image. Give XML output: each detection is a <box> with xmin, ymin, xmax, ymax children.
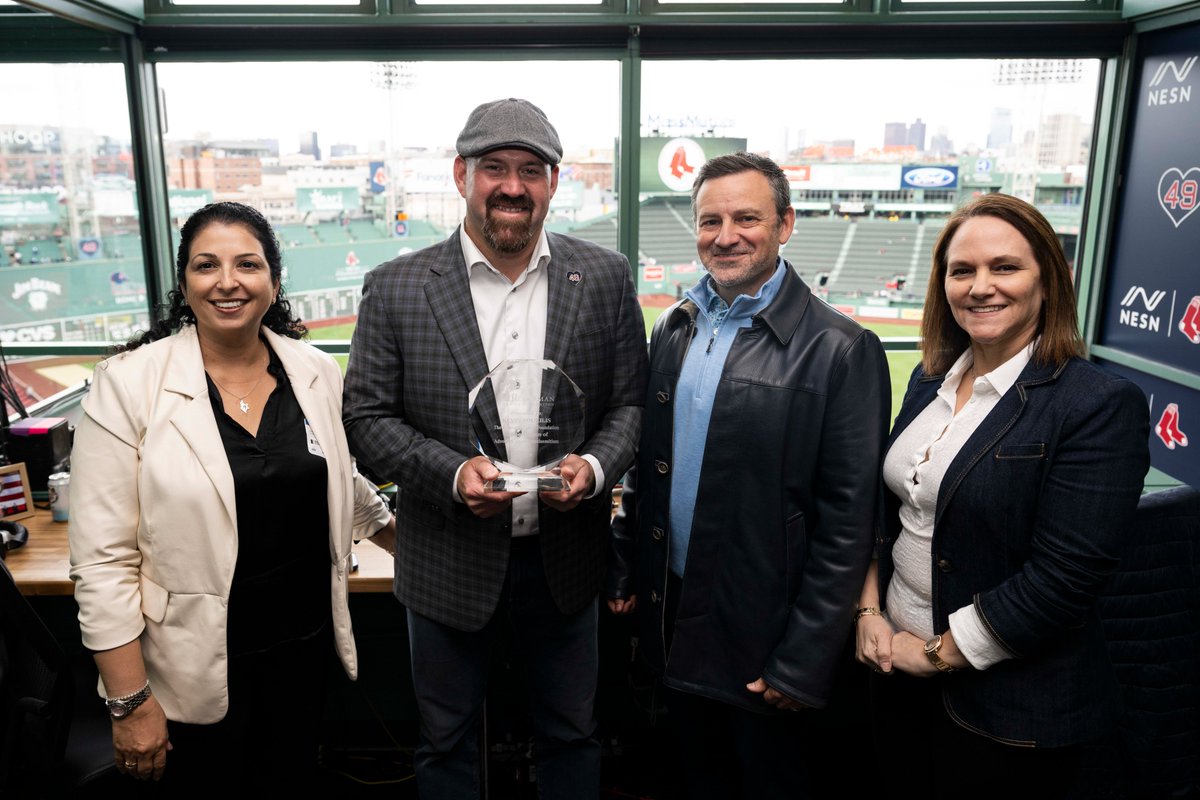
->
<box><xmin>481</xmin><ymin>192</ymin><xmax>536</xmax><ymax>255</ymax></box>
<box><xmin>702</xmin><ymin>248</ymin><xmax>779</xmax><ymax>292</ymax></box>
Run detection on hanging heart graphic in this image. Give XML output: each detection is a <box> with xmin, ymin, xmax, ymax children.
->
<box><xmin>1157</xmin><ymin>167</ymin><xmax>1200</xmax><ymax>228</ymax></box>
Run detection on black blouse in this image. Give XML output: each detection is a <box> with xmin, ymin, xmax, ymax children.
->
<box><xmin>205</xmin><ymin>344</ymin><xmax>331</xmax><ymax>658</ymax></box>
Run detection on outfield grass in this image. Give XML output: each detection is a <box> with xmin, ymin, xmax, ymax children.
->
<box><xmin>859</xmin><ymin>320</ymin><xmax>922</xmax><ymax>424</ymax></box>
<box><xmin>858</xmin><ymin>321</ymin><xmax>921</xmax><ymax>339</ymax></box>
<box><xmin>883</xmin><ymin>352</ymin><xmax>921</xmax><ymax>424</ymax></box>
<box><xmin>643</xmin><ymin>305</ymin><xmax>666</xmax><ymax>337</ymax></box>
<box><xmin>307</xmin><ymin>322</ymin><xmax>356</xmax><ymax>340</ymax></box>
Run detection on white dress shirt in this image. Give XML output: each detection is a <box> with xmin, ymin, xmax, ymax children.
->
<box><xmin>452</xmin><ymin>226</ymin><xmax>605</xmax><ymax>537</ymax></box>
<box><xmin>883</xmin><ymin>343</ymin><xmax>1034</xmax><ymax>670</ymax></box>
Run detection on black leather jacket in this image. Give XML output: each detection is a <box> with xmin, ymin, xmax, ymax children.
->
<box><xmin>609</xmin><ymin>266</ymin><xmax>889</xmax><ymax>711</ymax></box>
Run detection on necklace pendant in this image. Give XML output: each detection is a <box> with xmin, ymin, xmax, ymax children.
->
<box><xmin>239</xmin><ymin>399</ymin><xmax>250</xmax><ymax>414</ymax></box>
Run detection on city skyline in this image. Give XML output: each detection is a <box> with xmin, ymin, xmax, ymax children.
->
<box><xmin>4</xmin><ymin>58</ymin><xmax>1100</xmax><ymax>167</ymax></box>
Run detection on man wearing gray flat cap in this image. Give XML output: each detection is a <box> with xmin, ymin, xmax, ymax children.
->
<box><xmin>344</xmin><ymin>98</ymin><xmax>648</xmax><ymax>799</ymax></box>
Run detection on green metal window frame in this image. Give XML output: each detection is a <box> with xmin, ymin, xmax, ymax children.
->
<box><xmin>890</xmin><ymin>0</ymin><xmax>1118</xmax><ymax>16</ymax></box>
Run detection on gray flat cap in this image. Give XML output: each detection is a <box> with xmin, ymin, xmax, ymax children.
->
<box><xmin>456</xmin><ymin>98</ymin><xmax>563</xmax><ymax>166</ymax></box>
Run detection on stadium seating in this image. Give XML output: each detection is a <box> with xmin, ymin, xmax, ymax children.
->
<box><xmin>785</xmin><ymin>218</ymin><xmax>850</xmax><ymax>282</ymax></box>
<box><xmin>637</xmin><ymin>197</ymin><xmax>697</xmax><ymax>266</ymax></box>
<box><xmin>15</xmin><ymin>238</ymin><xmax>66</xmax><ymax>264</ymax></box>
<box><xmin>349</xmin><ymin>220</ymin><xmax>383</xmax><ymax>241</ymax></box>
<box><xmin>555</xmin><ymin>214</ymin><xmax>618</xmax><ymax>252</ymax></box>
<box><xmin>102</xmin><ymin>234</ymin><xmax>141</xmax><ymax>261</ymax></box>
<box><xmin>541</xmin><ymin>202</ymin><xmax>943</xmax><ymax>303</ymax></box>
<box><xmin>318</xmin><ymin>221</ymin><xmax>352</xmax><ymax>243</ymax></box>
<box><xmin>277</xmin><ymin>224</ymin><xmax>317</xmax><ymax>247</ymax></box>
<box><xmin>831</xmin><ymin>220</ymin><xmax>917</xmax><ymax>296</ymax></box>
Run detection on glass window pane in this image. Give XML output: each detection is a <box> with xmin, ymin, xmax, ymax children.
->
<box><xmin>656</xmin><ymin>0</ymin><xmax>839</xmax><ymax>4</ymax></box>
<box><xmin>639</xmin><ymin>58</ymin><xmax>1101</xmax><ymax>413</ymax></box>
<box><xmin>169</xmin><ymin>1</ymin><xmax>361</xmax><ymax>5</ymax></box>
<box><xmin>414</xmin><ymin>0</ymin><xmax>602</xmax><ymax>4</ymax></box>
<box><xmin>156</xmin><ymin>60</ymin><xmax>619</xmax><ymax>340</ymax></box>
<box><xmin>1</xmin><ymin>63</ymin><xmax>149</xmax><ymax>355</ymax></box>
<box><xmin>898</xmin><ymin>0</ymin><xmax>1088</xmax><ymax>3</ymax></box>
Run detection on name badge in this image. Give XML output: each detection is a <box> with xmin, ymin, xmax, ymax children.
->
<box><xmin>304</xmin><ymin>418</ymin><xmax>326</xmax><ymax>458</ymax></box>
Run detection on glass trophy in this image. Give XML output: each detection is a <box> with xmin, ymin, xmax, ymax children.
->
<box><xmin>468</xmin><ymin>359</ymin><xmax>586</xmax><ymax>493</ymax></box>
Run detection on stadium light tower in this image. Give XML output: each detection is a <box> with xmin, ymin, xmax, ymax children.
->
<box><xmin>992</xmin><ymin>59</ymin><xmax>1085</xmax><ymax>87</ymax></box>
<box><xmin>371</xmin><ymin>63</ymin><xmax>416</xmax><ymax>230</ymax></box>
<box><xmin>992</xmin><ymin>59</ymin><xmax>1084</xmax><ymax>202</ymax></box>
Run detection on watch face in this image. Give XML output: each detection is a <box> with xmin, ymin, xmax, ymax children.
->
<box><xmin>109</xmin><ymin>701</ymin><xmax>130</xmax><ymax>719</ymax></box>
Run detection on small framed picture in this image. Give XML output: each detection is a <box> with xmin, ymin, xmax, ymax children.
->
<box><xmin>0</xmin><ymin>463</ymin><xmax>35</xmax><ymax>522</ymax></box>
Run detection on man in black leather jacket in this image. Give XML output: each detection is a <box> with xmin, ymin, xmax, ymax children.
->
<box><xmin>607</xmin><ymin>153</ymin><xmax>889</xmax><ymax>799</ymax></box>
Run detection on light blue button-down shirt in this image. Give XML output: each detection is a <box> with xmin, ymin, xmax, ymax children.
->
<box><xmin>668</xmin><ymin>259</ymin><xmax>787</xmax><ymax>576</ymax></box>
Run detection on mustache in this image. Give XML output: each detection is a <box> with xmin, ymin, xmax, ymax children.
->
<box><xmin>487</xmin><ymin>193</ymin><xmax>534</xmax><ymax>211</ymax></box>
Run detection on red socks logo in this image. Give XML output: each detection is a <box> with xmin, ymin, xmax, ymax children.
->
<box><xmin>1156</xmin><ymin>403</ymin><xmax>1189</xmax><ymax>450</ymax></box>
<box><xmin>669</xmin><ymin>147</ymin><xmax>695</xmax><ymax>180</ymax></box>
<box><xmin>1179</xmin><ymin>296</ymin><xmax>1200</xmax><ymax>344</ymax></box>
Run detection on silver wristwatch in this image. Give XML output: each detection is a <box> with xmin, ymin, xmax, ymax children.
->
<box><xmin>105</xmin><ymin>680</ymin><xmax>151</xmax><ymax>719</ymax></box>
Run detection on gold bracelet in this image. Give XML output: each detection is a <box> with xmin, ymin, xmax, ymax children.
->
<box><xmin>853</xmin><ymin>607</ymin><xmax>882</xmax><ymax>624</ymax></box>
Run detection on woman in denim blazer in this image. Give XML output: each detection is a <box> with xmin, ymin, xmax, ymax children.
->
<box><xmin>854</xmin><ymin>194</ymin><xmax>1149</xmax><ymax>798</ymax></box>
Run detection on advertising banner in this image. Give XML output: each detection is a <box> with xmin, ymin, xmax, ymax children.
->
<box><xmin>782</xmin><ymin>165</ymin><xmax>811</xmax><ymax>185</ymax></box>
<box><xmin>369</xmin><ymin>161</ymin><xmax>387</xmax><ymax>194</ymax></box>
<box><xmin>93</xmin><ymin>188</ymin><xmax>138</xmax><ymax>217</ymax></box>
<box><xmin>901</xmin><ymin>165</ymin><xmax>958</xmax><ymax>190</ymax></box>
<box><xmin>550</xmin><ymin>179</ymin><xmax>585</xmax><ymax>211</ymax></box>
<box><xmin>640</xmin><ymin>137</ymin><xmax>747</xmax><ymax>194</ymax></box>
<box><xmin>963</xmin><ymin>157</ymin><xmax>995</xmax><ymax>185</ymax></box>
<box><xmin>1099</xmin><ymin>22</ymin><xmax>1200</xmax><ymax>378</ymax></box>
<box><xmin>1098</xmin><ymin>360</ymin><xmax>1199</xmax><ymax>487</ymax></box>
<box><xmin>0</xmin><ymin>257</ymin><xmax>146</xmax><ymax>331</ymax></box>
<box><xmin>398</xmin><ymin>158</ymin><xmax>457</xmax><ymax>194</ymax></box>
<box><xmin>0</xmin><ymin>192</ymin><xmax>61</xmax><ymax>225</ymax></box>
<box><xmin>78</xmin><ymin>238</ymin><xmax>102</xmax><ymax>259</ymax></box>
<box><xmin>801</xmin><ymin>164</ymin><xmax>902</xmax><ymax>192</ymax></box>
<box><xmin>296</xmin><ymin>187</ymin><xmax>359</xmax><ymax>214</ymax></box>
<box><xmin>168</xmin><ymin>189</ymin><xmax>214</xmax><ymax>219</ymax></box>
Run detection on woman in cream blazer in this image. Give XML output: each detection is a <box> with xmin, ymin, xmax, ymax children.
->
<box><xmin>69</xmin><ymin>202</ymin><xmax>393</xmax><ymax>787</ymax></box>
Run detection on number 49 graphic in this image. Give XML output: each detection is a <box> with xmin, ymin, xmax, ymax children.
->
<box><xmin>1158</xmin><ymin>168</ymin><xmax>1200</xmax><ymax>228</ymax></box>
<box><xmin>1162</xmin><ymin>180</ymin><xmax>1197</xmax><ymax>208</ymax></box>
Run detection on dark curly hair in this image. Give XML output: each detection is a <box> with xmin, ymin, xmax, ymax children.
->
<box><xmin>119</xmin><ymin>202</ymin><xmax>307</xmax><ymax>352</ymax></box>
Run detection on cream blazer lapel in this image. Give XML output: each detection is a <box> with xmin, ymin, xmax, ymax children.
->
<box><xmin>163</xmin><ymin>326</ymin><xmax>239</xmax><ymax>534</ymax></box>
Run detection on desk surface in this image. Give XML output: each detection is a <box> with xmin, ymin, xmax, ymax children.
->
<box><xmin>6</xmin><ymin>508</ymin><xmax>395</xmax><ymax>596</ymax></box>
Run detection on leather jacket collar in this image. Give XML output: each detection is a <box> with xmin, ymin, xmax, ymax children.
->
<box><xmin>665</xmin><ymin>261</ymin><xmax>812</xmax><ymax>346</ymax></box>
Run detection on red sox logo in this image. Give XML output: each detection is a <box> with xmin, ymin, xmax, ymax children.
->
<box><xmin>1156</xmin><ymin>403</ymin><xmax>1189</xmax><ymax>450</ymax></box>
<box><xmin>1179</xmin><ymin>295</ymin><xmax>1200</xmax><ymax>344</ymax></box>
<box><xmin>1158</xmin><ymin>167</ymin><xmax>1200</xmax><ymax>228</ymax></box>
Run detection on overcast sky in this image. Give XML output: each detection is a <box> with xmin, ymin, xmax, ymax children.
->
<box><xmin>2</xmin><ymin>58</ymin><xmax>1100</xmax><ymax>159</ymax></box>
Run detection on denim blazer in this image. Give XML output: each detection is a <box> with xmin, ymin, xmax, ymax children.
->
<box><xmin>879</xmin><ymin>356</ymin><xmax>1150</xmax><ymax>747</ymax></box>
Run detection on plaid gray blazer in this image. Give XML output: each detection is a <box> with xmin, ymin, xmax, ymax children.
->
<box><xmin>343</xmin><ymin>229</ymin><xmax>649</xmax><ymax>631</ymax></box>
